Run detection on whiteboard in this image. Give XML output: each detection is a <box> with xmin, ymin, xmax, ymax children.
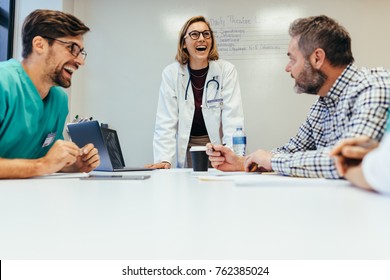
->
<box><xmin>65</xmin><ymin>0</ymin><xmax>390</xmax><ymax>166</ymax></box>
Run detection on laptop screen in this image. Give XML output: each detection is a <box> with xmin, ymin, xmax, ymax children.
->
<box><xmin>101</xmin><ymin>127</ymin><xmax>126</xmax><ymax>169</ymax></box>
<box><xmin>67</xmin><ymin>121</ymin><xmax>153</xmax><ymax>172</ymax></box>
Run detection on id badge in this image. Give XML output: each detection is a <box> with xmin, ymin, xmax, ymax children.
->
<box><xmin>42</xmin><ymin>132</ymin><xmax>56</xmax><ymax>147</ymax></box>
<box><xmin>206</xmin><ymin>98</ymin><xmax>223</xmax><ymax>108</ymax></box>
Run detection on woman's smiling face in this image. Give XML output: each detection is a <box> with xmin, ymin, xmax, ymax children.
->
<box><xmin>184</xmin><ymin>21</ymin><xmax>212</xmax><ymax>69</ymax></box>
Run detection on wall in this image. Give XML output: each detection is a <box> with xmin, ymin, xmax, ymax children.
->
<box><xmin>13</xmin><ymin>0</ymin><xmax>64</xmax><ymax>59</ymax></box>
<box><xmin>15</xmin><ymin>0</ymin><xmax>390</xmax><ymax>166</ymax></box>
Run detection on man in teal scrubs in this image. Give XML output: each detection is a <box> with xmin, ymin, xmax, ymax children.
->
<box><xmin>0</xmin><ymin>9</ymin><xmax>100</xmax><ymax>178</ymax></box>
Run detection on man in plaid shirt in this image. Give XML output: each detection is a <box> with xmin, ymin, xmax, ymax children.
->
<box><xmin>206</xmin><ymin>15</ymin><xmax>390</xmax><ymax>179</ymax></box>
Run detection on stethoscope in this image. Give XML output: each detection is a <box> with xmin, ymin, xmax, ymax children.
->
<box><xmin>184</xmin><ymin>72</ymin><xmax>220</xmax><ymax>106</ymax></box>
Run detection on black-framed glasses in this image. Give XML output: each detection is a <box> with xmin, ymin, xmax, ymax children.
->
<box><xmin>43</xmin><ymin>36</ymin><xmax>87</xmax><ymax>60</ymax></box>
<box><xmin>185</xmin><ymin>30</ymin><xmax>212</xmax><ymax>40</ymax></box>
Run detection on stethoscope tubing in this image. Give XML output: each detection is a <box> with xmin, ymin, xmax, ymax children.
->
<box><xmin>184</xmin><ymin>76</ymin><xmax>220</xmax><ymax>101</ymax></box>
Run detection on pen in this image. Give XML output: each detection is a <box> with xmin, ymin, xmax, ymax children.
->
<box><xmin>249</xmin><ymin>163</ymin><xmax>258</xmax><ymax>172</ymax></box>
<box><xmin>208</xmin><ymin>143</ymin><xmax>226</xmax><ymax>153</ymax></box>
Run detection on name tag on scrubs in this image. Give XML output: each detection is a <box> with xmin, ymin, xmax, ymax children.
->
<box><xmin>42</xmin><ymin>132</ymin><xmax>56</xmax><ymax>147</ymax></box>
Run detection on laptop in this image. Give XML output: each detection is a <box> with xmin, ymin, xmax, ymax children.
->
<box><xmin>67</xmin><ymin>120</ymin><xmax>154</xmax><ymax>172</ymax></box>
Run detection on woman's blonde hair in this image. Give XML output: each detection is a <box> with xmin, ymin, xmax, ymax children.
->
<box><xmin>175</xmin><ymin>16</ymin><xmax>219</xmax><ymax>65</ymax></box>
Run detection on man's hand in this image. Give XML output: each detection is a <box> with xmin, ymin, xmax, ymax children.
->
<box><xmin>61</xmin><ymin>143</ymin><xmax>100</xmax><ymax>173</ymax></box>
<box><xmin>244</xmin><ymin>149</ymin><xmax>273</xmax><ymax>172</ymax></box>
<box><xmin>206</xmin><ymin>143</ymin><xmax>244</xmax><ymax>171</ymax></box>
<box><xmin>39</xmin><ymin>140</ymin><xmax>81</xmax><ymax>174</ymax></box>
<box><xmin>330</xmin><ymin>136</ymin><xmax>378</xmax><ymax>176</ymax></box>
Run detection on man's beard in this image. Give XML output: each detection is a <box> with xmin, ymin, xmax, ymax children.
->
<box><xmin>52</xmin><ymin>67</ymin><xmax>71</xmax><ymax>88</ymax></box>
<box><xmin>46</xmin><ymin>50</ymin><xmax>72</xmax><ymax>88</ymax></box>
<box><xmin>294</xmin><ymin>59</ymin><xmax>327</xmax><ymax>95</ymax></box>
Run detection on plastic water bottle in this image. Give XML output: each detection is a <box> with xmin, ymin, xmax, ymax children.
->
<box><xmin>232</xmin><ymin>127</ymin><xmax>246</xmax><ymax>156</ymax></box>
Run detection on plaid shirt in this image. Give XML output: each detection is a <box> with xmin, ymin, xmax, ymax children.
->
<box><xmin>271</xmin><ymin>64</ymin><xmax>390</xmax><ymax>179</ymax></box>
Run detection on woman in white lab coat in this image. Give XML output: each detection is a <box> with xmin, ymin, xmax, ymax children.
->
<box><xmin>146</xmin><ymin>15</ymin><xmax>244</xmax><ymax>168</ymax></box>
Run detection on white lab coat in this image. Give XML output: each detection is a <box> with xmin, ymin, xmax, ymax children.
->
<box><xmin>153</xmin><ymin>59</ymin><xmax>245</xmax><ymax>167</ymax></box>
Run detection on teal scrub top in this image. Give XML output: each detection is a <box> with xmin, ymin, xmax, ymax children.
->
<box><xmin>387</xmin><ymin>108</ymin><xmax>390</xmax><ymax>132</ymax></box>
<box><xmin>0</xmin><ymin>59</ymin><xmax>68</xmax><ymax>159</ymax></box>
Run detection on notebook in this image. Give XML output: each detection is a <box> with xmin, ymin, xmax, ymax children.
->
<box><xmin>67</xmin><ymin>120</ymin><xmax>154</xmax><ymax>172</ymax></box>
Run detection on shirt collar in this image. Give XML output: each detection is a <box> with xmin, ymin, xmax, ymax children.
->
<box><xmin>319</xmin><ymin>63</ymin><xmax>357</xmax><ymax>108</ymax></box>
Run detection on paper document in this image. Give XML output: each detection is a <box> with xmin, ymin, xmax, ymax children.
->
<box><xmin>197</xmin><ymin>171</ymin><xmax>350</xmax><ymax>187</ymax></box>
<box><xmin>196</xmin><ymin>170</ymin><xmax>262</xmax><ymax>181</ymax></box>
<box><xmin>234</xmin><ymin>174</ymin><xmax>351</xmax><ymax>187</ymax></box>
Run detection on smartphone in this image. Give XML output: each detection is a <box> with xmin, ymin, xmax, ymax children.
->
<box><xmin>80</xmin><ymin>175</ymin><xmax>151</xmax><ymax>180</ymax></box>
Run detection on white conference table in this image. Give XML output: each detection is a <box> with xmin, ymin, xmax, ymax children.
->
<box><xmin>0</xmin><ymin>169</ymin><xmax>389</xmax><ymax>260</ymax></box>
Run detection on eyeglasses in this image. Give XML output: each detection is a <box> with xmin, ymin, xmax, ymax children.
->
<box><xmin>185</xmin><ymin>30</ymin><xmax>212</xmax><ymax>40</ymax></box>
<box><xmin>43</xmin><ymin>36</ymin><xmax>87</xmax><ymax>60</ymax></box>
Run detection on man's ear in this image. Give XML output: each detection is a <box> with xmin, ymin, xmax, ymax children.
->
<box><xmin>31</xmin><ymin>36</ymin><xmax>46</xmax><ymax>55</ymax></box>
<box><xmin>310</xmin><ymin>48</ymin><xmax>325</xmax><ymax>69</ymax></box>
